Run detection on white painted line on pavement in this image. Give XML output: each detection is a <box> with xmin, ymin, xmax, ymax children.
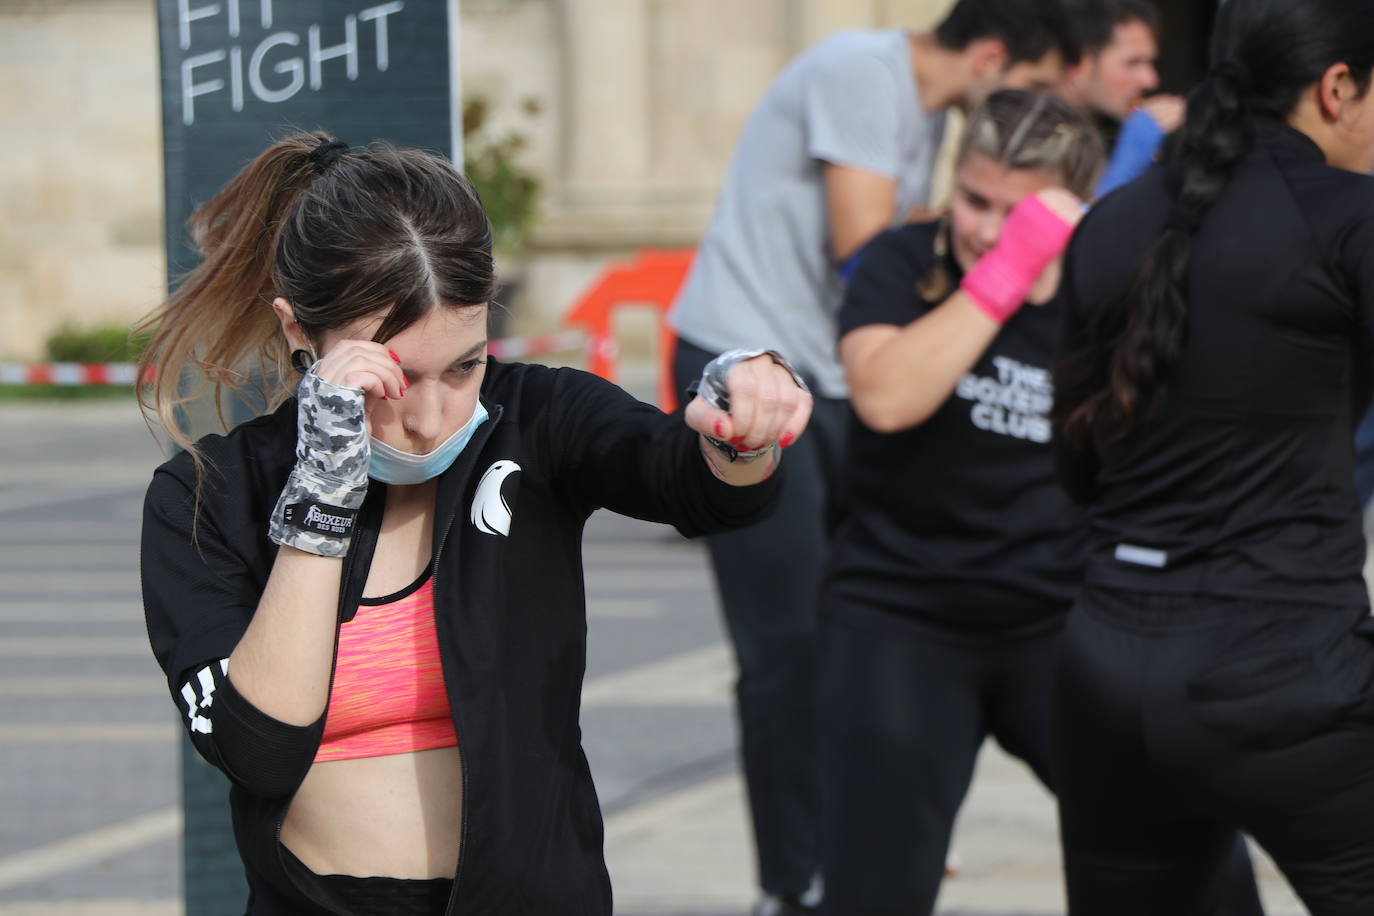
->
<box><xmin>0</xmin><ymin>522</ymin><xmax>145</xmax><ymax>543</ymax></box>
<box><xmin>0</xmin><ymin>675</ymin><xmax>163</xmax><ymax>696</ymax></box>
<box><xmin>0</xmin><ymin>637</ymin><xmax>149</xmax><ymax>656</ymax></box>
<box><xmin>0</xmin><ymin>903</ymin><xmax>179</xmax><ymax>916</ymax></box>
<box><xmin>586</xmin><ymin>598</ymin><xmax>662</xmax><ymax>619</ymax></box>
<box><xmin>0</xmin><ymin>604</ymin><xmax>141</xmax><ymax>622</ymax></box>
<box><xmin>581</xmin><ymin>644</ymin><xmax>733</xmax><ymax>708</ymax></box>
<box><xmin>0</xmin><ymin>571</ymin><xmax>140</xmax><ymax>593</ymax></box>
<box><xmin>0</xmin><ymin>807</ymin><xmax>180</xmax><ymax>891</ymax></box>
<box><xmin>6</xmin><ymin>464</ymin><xmax>154</xmax><ymax>488</ymax></box>
<box><xmin>584</xmin><ymin>569</ymin><xmax>713</xmax><ymax>590</ymax></box>
<box><xmin>0</xmin><ymin>645</ymin><xmax>729</xmax><ymax>740</ymax></box>
<box><xmin>0</xmin><ymin>485</ymin><xmax>140</xmax><ymax>516</ymax></box>
<box><xmin>0</xmin><ymin>724</ymin><xmax>175</xmax><ymax>743</ymax></box>
<box><xmin>581</xmin><ymin>543</ymin><xmax>703</xmax><ymax>564</ymax></box>
<box><xmin>0</xmin><ymin>545</ymin><xmax>137</xmax><ymax>568</ymax></box>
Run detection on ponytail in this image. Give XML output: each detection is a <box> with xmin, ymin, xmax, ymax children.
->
<box><xmin>136</xmin><ymin>129</ymin><xmax>497</xmax><ymax>483</ymax></box>
<box><xmin>135</xmin><ymin>133</ymin><xmax>327</xmax><ymax>465</ymax></box>
<box><xmin>1054</xmin><ymin>0</ymin><xmax>1374</xmax><ymax>449</ymax></box>
<box><xmin>1056</xmin><ymin>60</ymin><xmax>1252</xmax><ymax>447</ymax></box>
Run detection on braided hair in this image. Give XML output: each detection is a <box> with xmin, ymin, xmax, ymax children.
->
<box><xmin>1054</xmin><ymin>0</ymin><xmax>1374</xmax><ymax>448</ymax></box>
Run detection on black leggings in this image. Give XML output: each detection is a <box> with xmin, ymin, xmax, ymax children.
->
<box><xmin>280</xmin><ymin>846</ymin><xmax>454</xmax><ymax>915</ymax></box>
<box><xmin>1056</xmin><ymin>587</ymin><xmax>1374</xmax><ymax>916</ymax></box>
<box><xmin>817</xmin><ymin>605</ymin><xmax>1264</xmax><ymax>916</ymax></box>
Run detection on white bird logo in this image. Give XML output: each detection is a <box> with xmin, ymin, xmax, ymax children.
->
<box><xmin>471</xmin><ymin>459</ymin><xmax>521</xmax><ymax>536</ymax></box>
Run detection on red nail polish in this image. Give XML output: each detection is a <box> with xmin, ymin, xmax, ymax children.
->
<box><xmin>730</xmin><ymin>436</ymin><xmax>745</xmax><ymax>447</ymax></box>
<box><xmin>388</xmin><ymin>349</ymin><xmax>401</xmax><ymax>363</ymax></box>
<box><xmin>779</xmin><ymin>433</ymin><xmax>795</xmax><ymax>450</ymax></box>
<box><xmin>714</xmin><ymin>419</ymin><xmax>725</xmax><ymax>438</ymax></box>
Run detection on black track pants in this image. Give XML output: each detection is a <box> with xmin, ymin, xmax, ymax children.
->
<box><xmin>1056</xmin><ymin>587</ymin><xmax>1374</xmax><ymax>916</ymax></box>
<box><xmin>816</xmin><ymin>609</ymin><xmax>1061</xmax><ymax>915</ymax></box>
<box><xmin>816</xmin><ymin>606</ymin><xmax>1265</xmax><ymax>916</ymax></box>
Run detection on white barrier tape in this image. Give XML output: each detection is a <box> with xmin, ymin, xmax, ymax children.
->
<box><xmin>0</xmin><ymin>363</ymin><xmax>145</xmax><ymax>386</ymax></box>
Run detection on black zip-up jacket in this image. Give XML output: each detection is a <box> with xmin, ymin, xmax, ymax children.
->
<box><xmin>1056</xmin><ymin>121</ymin><xmax>1374</xmax><ymax>606</ymax></box>
<box><xmin>141</xmin><ymin>360</ymin><xmax>781</xmax><ymax>914</ymax></box>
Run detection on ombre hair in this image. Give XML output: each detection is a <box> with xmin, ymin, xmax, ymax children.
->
<box><xmin>960</xmin><ymin>89</ymin><xmax>1104</xmax><ymax>199</ymax></box>
<box><xmin>919</xmin><ymin>90</ymin><xmax>1103</xmax><ymax>301</ymax></box>
<box><xmin>135</xmin><ymin>132</ymin><xmax>496</xmax><ymax>471</ymax></box>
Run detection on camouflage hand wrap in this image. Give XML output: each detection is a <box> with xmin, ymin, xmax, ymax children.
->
<box><xmin>268</xmin><ymin>369</ymin><xmax>370</xmax><ymax>558</ymax></box>
<box><xmin>693</xmin><ymin>349</ymin><xmax>809</xmax><ymax>462</ymax></box>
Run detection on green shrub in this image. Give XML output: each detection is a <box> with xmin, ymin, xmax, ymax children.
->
<box><xmin>0</xmin><ymin>323</ymin><xmax>149</xmax><ymax>399</ymax></box>
<box><xmin>463</xmin><ymin>94</ymin><xmax>541</xmax><ymax>259</ymax></box>
<box><xmin>44</xmin><ymin>323</ymin><xmax>150</xmax><ymax>363</ymax></box>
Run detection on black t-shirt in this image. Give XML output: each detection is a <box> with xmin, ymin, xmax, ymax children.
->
<box><xmin>826</xmin><ymin>221</ymin><xmax>1088</xmax><ymax>632</ymax></box>
<box><xmin>1057</xmin><ymin>122</ymin><xmax>1374</xmax><ymax>606</ymax></box>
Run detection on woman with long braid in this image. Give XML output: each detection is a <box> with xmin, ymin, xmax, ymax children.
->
<box><xmin>1052</xmin><ymin>0</ymin><xmax>1374</xmax><ymax>912</ymax></box>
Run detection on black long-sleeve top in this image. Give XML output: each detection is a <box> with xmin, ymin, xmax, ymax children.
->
<box><xmin>827</xmin><ymin>221</ymin><xmax>1087</xmax><ymax>633</ymax></box>
<box><xmin>141</xmin><ymin>360</ymin><xmax>780</xmax><ymax>915</ymax></box>
<box><xmin>1056</xmin><ymin>121</ymin><xmax>1374</xmax><ymax>606</ymax></box>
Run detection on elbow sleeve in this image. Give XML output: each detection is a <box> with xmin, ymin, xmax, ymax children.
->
<box><xmin>177</xmin><ymin>659</ymin><xmax>324</xmax><ymax>799</ymax></box>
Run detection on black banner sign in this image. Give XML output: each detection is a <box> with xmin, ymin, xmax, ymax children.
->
<box><xmin>157</xmin><ymin>0</ymin><xmax>457</xmax><ymax>280</ymax></box>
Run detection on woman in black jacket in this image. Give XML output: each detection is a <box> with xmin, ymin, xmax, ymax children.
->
<box><xmin>1052</xmin><ymin>0</ymin><xmax>1374</xmax><ymax>912</ymax></box>
<box><xmin>137</xmin><ymin>134</ymin><xmax>811</xmax><ymax>915</ymax></box>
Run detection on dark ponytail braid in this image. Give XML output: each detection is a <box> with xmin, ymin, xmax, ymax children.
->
<box><xmin>1054</xmin><ymin>0</ymin><xmax>1374</xmax><ymax>449</ymax></box>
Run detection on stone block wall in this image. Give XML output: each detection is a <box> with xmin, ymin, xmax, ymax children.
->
<box><xmin>0</xmin><ymin>0</ymin><xmax>952</xmax><ymax>359</ymax></box>
<box><xmin>1</xmin><ymin>0</ymin><xmax>164</xmax><ymax>360</ymax></box>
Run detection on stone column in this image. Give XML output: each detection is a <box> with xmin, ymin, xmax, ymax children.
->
<box><xmin>879</xmin><ymin>0</ymin><xmax>954</xmax><ymax>30</ymax></box>
<box><xmin>559</xmin><ymin>0</ymin><xmax>653</xmax><ymax>189</ymax></box>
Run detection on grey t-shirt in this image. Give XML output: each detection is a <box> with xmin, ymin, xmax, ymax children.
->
<box><xmin>670</xmin><ymin>29</ymin><xmax>948</xmax><ymax>398</ymax></box>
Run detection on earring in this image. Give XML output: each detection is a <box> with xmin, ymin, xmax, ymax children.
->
<box><xmin>290</xmin><ymin>349</ymin><xmax>317</xmax><ymax>374</ymax></box>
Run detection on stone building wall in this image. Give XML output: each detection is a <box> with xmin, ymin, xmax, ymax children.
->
<box><xmin>0</xmin><ymin>0</ymin><xmax>165</xmax><ymax>360</ymax></box>
<box><xmin>468</xmin><ymin>0</ymin><xmax>955</xmax><ymax>338</ymax></box>
<box><xmin>0</xmin><ymin>0</ymin><xmax>952</xmax><ymax>359</ymax></box>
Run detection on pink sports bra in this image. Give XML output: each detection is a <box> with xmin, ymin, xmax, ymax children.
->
<box><xmin>314</xmin><ymin>571</ymin><xmax>458</xmax><ymax>763</ymax></box>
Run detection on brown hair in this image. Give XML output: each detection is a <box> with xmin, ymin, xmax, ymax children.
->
<box><xmin>959</xmin><ymin>89</ymin><xmax>1104</xmax><ymax>199</ymax></box>
<box><xmin>1065</xmin><ymin>0</ymin><xmax>1162</xmax><ymax>57</ymax></box>
<box><xmin>135</xmin><ymin>131</ymin><xmax>496</xmax><ymax>472</ymax></box>
<box><xmin>920</xmin><ymin>89</ymin><xmax>1105</xmax><ymax>300</ymax></box>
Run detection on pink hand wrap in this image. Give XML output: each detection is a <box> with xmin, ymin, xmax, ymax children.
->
<box><xmin>960</xmin><ymin>195</ymin><xmax>1076</xmax><ymax>324</ymax></box>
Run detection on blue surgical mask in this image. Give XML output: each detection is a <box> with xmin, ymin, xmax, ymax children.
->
<box><xmin>368</xmin><ymin>401</ymin><xmax>489</xmax><ymax>485</ymax></box>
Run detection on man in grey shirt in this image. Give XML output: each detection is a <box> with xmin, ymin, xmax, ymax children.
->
<box><xmin>669</xmin><ymin>3</ymin><xmax>1079</xmax><ymax>913</ymax></box>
